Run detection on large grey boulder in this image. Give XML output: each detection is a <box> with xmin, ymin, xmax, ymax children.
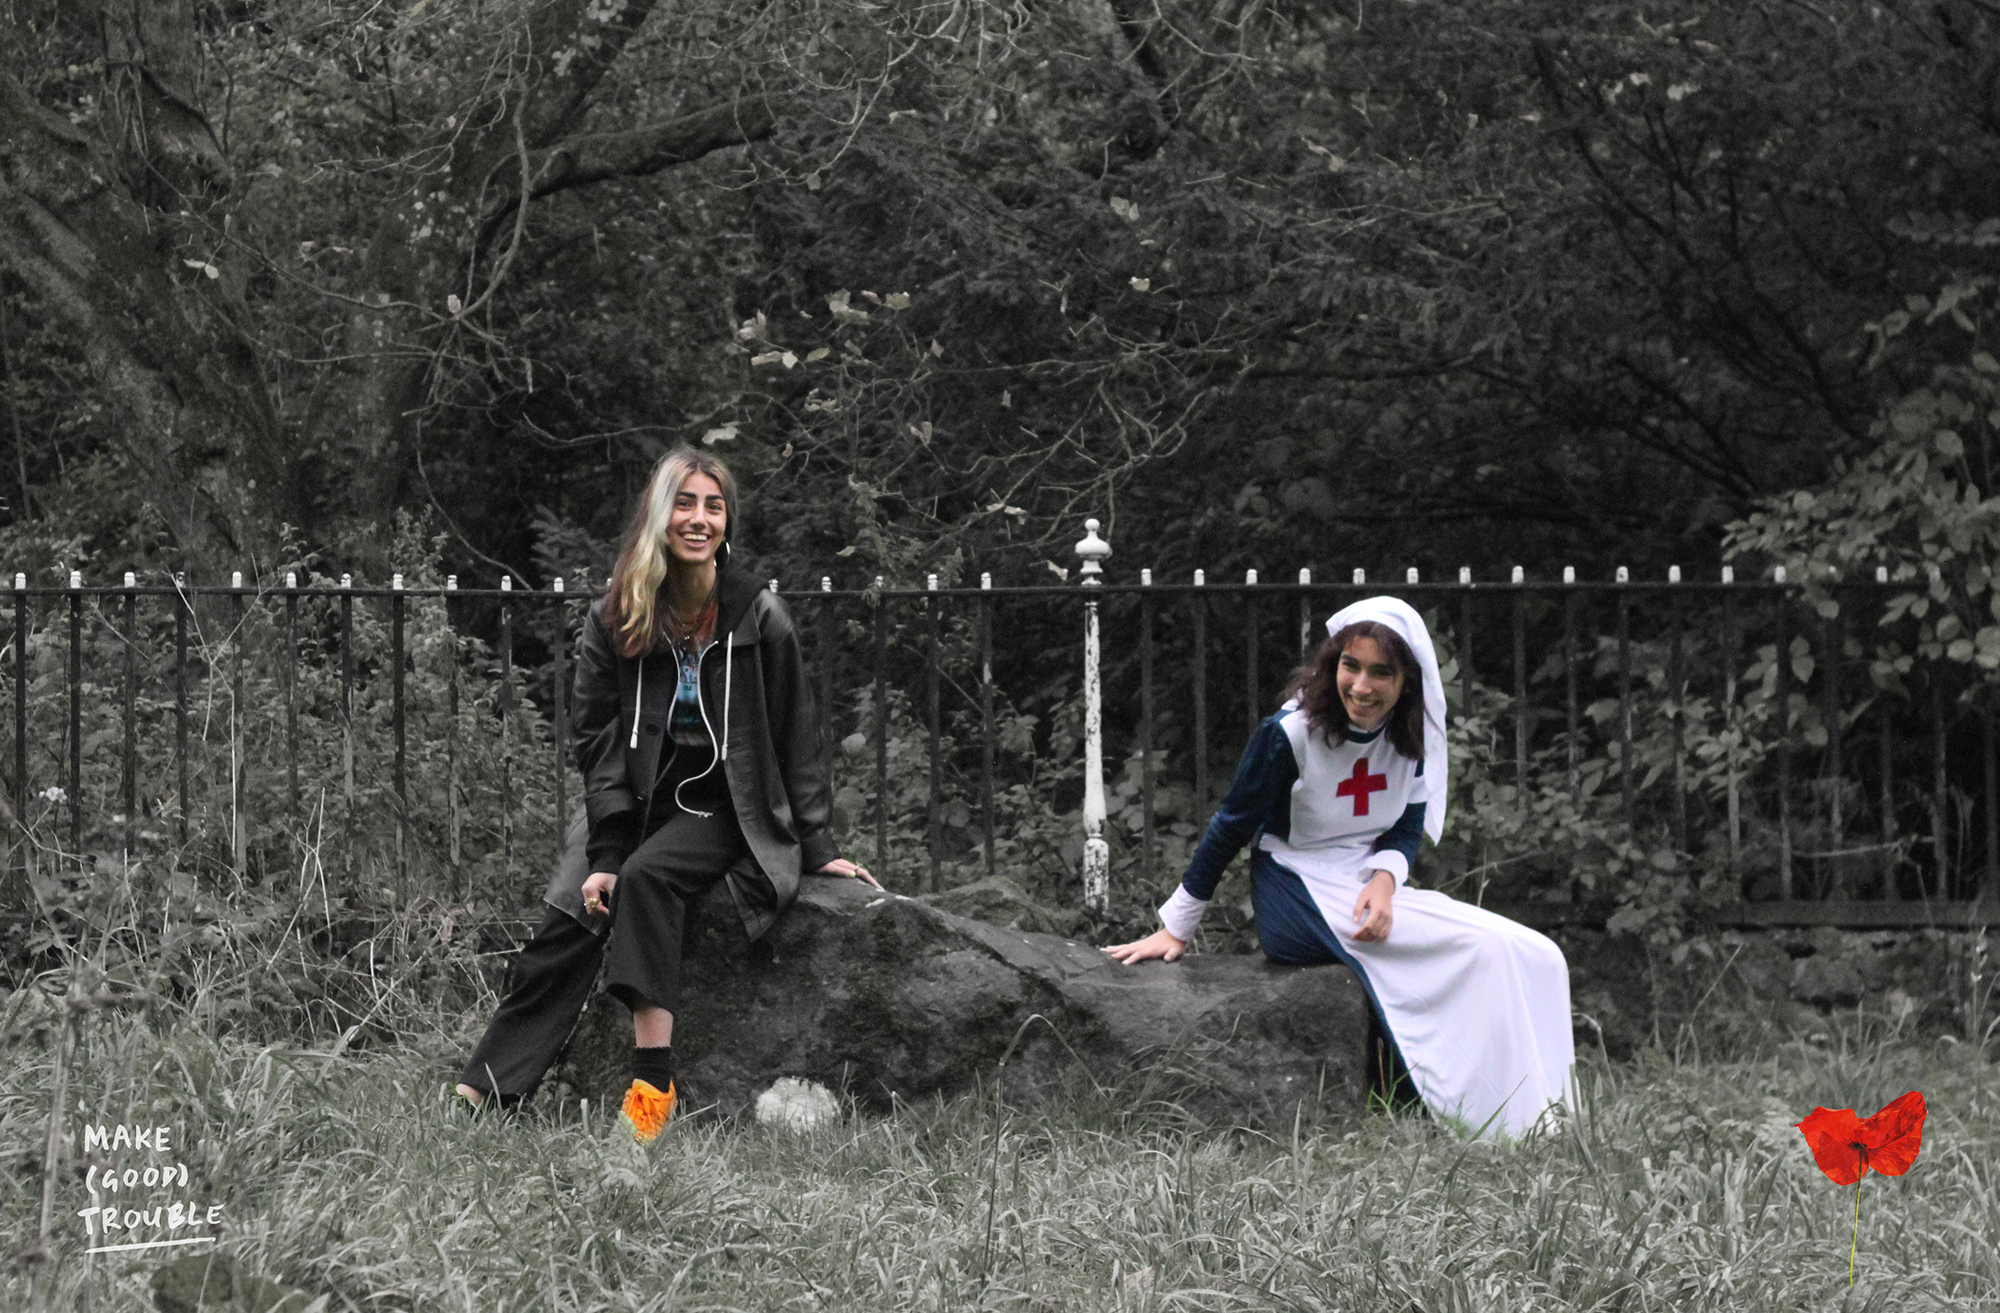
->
<box><xmin>558</xmin><ymin>874</ymin><xmax>1374</xmax><ymax>1127</ymax></box>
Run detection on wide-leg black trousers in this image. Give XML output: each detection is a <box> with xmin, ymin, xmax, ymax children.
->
<box><xmin>459</xmin><ymin>808</ymin><xmax>747</xmax><ymax>1100</ymax></box>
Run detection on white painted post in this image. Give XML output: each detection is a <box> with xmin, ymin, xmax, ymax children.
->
<box><xmin>1075</xmin><ymin>518</ymin><xmax>1112</xmax><ymax>914</ymax></box>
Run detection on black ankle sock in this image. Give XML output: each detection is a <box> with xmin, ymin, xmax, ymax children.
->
<box><xmin>632</xmin><ymin>1045</ymin><xmax>674</xmax><ymax>1090</ymax></box>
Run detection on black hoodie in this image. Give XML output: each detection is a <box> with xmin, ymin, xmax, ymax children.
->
<box><xmin>545</xmin><ymin>563</ymin><xmax>839</xmax><ymax>940</ymax></box>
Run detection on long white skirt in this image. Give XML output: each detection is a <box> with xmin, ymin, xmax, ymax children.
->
<box><xmin>1267</xmin><ymin>842</ymin><xmax>1576</xmax><ymax>1138</ymax></box>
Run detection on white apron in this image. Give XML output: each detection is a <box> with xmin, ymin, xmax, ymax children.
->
<box><xmin>1270</xmin><ymin>714</ymin><xmax>1575</xmax><ymax>1139</ymax></box>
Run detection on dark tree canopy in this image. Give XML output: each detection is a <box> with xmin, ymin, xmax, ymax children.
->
<box><xmin>2</xmin><ymin>1</ymin><xmax>1997</xmax><ymax>589</ymax></box>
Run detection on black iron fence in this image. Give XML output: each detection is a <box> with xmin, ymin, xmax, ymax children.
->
<box><xmin>5</xmin><ymin>563</ymin><xmax>1998</xmax><ymax>932</ymax></box>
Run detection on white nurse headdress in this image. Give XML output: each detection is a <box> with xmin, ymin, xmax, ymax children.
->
<box><xmin>1324</xmin><ymin>596</ymin><xmax>1448</xmax><ymax>843</ymax></box>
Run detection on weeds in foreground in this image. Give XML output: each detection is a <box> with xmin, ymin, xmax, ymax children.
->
<box><xmin>2</xmin><ymin>1000</ymin><xmax>1995</xmax><ymax>1312</ymax></box>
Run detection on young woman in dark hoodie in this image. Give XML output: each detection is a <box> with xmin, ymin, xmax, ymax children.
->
<box><xmin>456</xmin><ymin>446</ymin><xmax>872</xmax><ymax>1139</ymax></box>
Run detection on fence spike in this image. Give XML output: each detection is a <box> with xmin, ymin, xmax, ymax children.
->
<box><xmin>875</xmin><ymin>575</ymin><xmax>885</xmax><ymax>589</ymax></box>
<box><xmin>1616</xmin><ymin>566</ymin><xmax>1629</xmax><ymax>583</ymax></box>
<box><xmin>1563</xmin><ymin>566</ymin><xmax>1575</xmax><ymax>584</ymax></box>
<box><xmin>1141</xmin><ymin>568</ymin><xmax>1153</xmax><ymax>586</ymax></box>
<box><xmin>500</xmin><ymin>576</ymin><xmax>512</xmax><ymax>591</ymax></box>
<box><xmin>286</xmin><ymin>572</ymin><xmax>297</xmax><ymax>589</ymax></box>
<box><xmin>125</xmin><ymin>572</ymin><xmax>136</xmax><ymax>588</ymax></box>
<box><xmin>1245</xmin><ymin>568</ymin><xmax>1258</xmax><ymax>585</ymax></box>
<box><xmin>1512</xmin><ymin>566</ymin><xmax>1524</xmax><ymax>584</ymax></box>
<box><xmin>822</xmin><ymin>577</ymin><xmax>832</xmax><ymax>592</ymax></box>
<box><xmin>1459</xmin><ymin>566</ymin><xmax>1471</xmax><ymax>584</ymax></box>
<box><xmin>13</xmin><ymin>574</ymin><xmax>24</xmax><ymax>589</ymax></box>
<box><xmin>232</xmin><ymin>571</ymin><xmax>243</xmax><ymax>589</ymax></box>
<box><xmin>70</xmin><ymin>571</ymin><xmax>80</xmax><ymax>589</ymax></box>
<box><xmin>1406</xmin><ymin>567</ymin><xmax>1419</xmax><ymax>584</ymax></box>
<box><xmin>926</xmin><ymin>574</ymin><xmax>938</xmax><ymax>591</ymax></box>
<box><xmin>340</xmin><ymin>574</ymin><xmax>351</xmax><ymax>589</ymax></box>
<box><xmin>1298</xmin><ymin>567</ymin><xmax>1311</xmax><ymax>585</ymax></box>
<box><xmin>1352</xmin><ymin>568</ymin><xmax>1365</xmax><ymax>584</ymax></box>
<box><xmin>981</xmin><ymin>572</ymin><xmax>992</xmax><ymax>589</ymax></box>
<box><xmin>1194</xmin><ymin>569</ymin><xmax>1206</xmax><ymax>586</ymax></box>
<box><xmin>447</xmin><ymin>575</ymin><xmax>457</xmax><ymax>589</ymax></box>
<box><xmin>1876</xmin><ymin>566</ymin><xmax>1889</xmax><ymax>583</ymax></box>
<box><xmin>554</xmin><ymin>577</ymin><xmax>565</xmax><ymax>592</ymax></box>
<box><xmin>1773</xmin><ymin>565</ymin><xmax>1787</xmax><ymax>584</ymax></box>
<box><xmin>1722</xmin><ymin>565</ymin><xmax>1734</xmax><ymax>584</ymax></box>
<box><xmin>392</xmin><ymin>574</ymin><xmax>403</xmax><ymax>590</ymax></box>
<box><xmin>1669</xmin><ymin>565</ymin><xmax>1681</xmax><ymax>583</ymax></box>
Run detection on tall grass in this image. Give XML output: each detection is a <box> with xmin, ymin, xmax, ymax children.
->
<box><xmin>4</xmin><ymin>990</ymin><xmax>1995</xmax><ymax>1312</ymax></box>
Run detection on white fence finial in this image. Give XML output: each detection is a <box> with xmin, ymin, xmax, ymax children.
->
<box><xmin>1352</xmin><ymin>568</ymin><xmax>1365</xmax><ymax>585</ymax></box>
<box><xmin>1722</xmin><ymin>565</ymin><xmax>1734</xmax><ymax>584</ymax></box>
<box><xmin>1074</xmin><ymin>518</ymin><xmax>1111</xmax><ymax>583</ymax></box>
<box><xmin>1563</xmin><ymin>566</ymin><xmax>1575</xmax><ymax>585</ymax></box>
<box><xmin>124</xmin><ymin>572</ymin><xmax>136</xmax><ymax>588</ymax></box>
<box><xmin>1668</xmin><ymin>565</ymin><xmax>1681</xmax><ymax>583</ymax></box>
<box><xmin>1512</xmin><ymin>566</ymin><xmax>1524</xmax><ymax>584</ymax></box>
<box><xmin>1245</xmin><ymin>568</ymin><xmax>1258</xmax><ymax>585</ymax></box>
<box><xmin>1406</xmin><ymin>567</ymin><xmax>1419</xmax><ymax>584</ymax></box>
<box><xmin>1615</xmin><ymin>566</ymin><xmax>1629</xmax><ymax>583</ymax></box>
<box><xmin>1459</xmin><ymin>566</ymin><xmax>1471</xmax><ymax>585</ymax></box>
<box><xmin>1194</xmin><ymin>569</ymin><xmax>1205</xmax><ymax>586</ymax></box>
<box><xmin>1774</xmin><ymin>565</ymin><xmax>1787</xmax><ymax>584</ymax></box>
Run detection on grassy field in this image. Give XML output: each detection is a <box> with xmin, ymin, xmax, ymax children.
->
<box><xmin>4</xmin><ymin>990</ymin><xmax>1996</xmax><ymax>1313</ymax></box>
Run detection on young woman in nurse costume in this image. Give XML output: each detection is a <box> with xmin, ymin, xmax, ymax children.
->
<box><xmin>1106</xmin><ymin>596</ymin><xmax>1574</xmax><ymax>1138</ymax></box>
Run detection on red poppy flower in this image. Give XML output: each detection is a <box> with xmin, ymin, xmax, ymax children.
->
<box><xmin>1795</xmin><ymin>1090</ymin><xmax>1927</xmax><ymax>1285</ymax></box>
<box><xmin>1796</xmin><ymin>1091</ymin><xmax>1927</xmax><ymax>1185</ymax></box>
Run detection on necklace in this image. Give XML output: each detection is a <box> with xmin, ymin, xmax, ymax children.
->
<box><xmin>662</xmin><ymin>582</ymin><xmax>717</xmax><ymax>647</ymax></box>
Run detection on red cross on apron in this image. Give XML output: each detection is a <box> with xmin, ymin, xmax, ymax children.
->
<box><xmin>1335</xmin><ymin>756</ymin><xmax>1389</xmax><ymax>816</ymax></box>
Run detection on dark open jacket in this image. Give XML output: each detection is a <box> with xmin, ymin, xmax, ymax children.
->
<box><xmin>543</xmin><ymin>564</ymin><xmax>840</xmax><ymax>940</ymax></box>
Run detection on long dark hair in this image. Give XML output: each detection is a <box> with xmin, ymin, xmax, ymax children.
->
<box><xmin>1283</xmin><ymin>620</ymin><xmax>1425</xmax><ymax>760</ymax></box>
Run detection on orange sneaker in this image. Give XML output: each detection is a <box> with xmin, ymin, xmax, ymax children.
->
<box><xmin>621</xmin><ymin>1078</ymin><xmax>676</xmax><ymax>1143</ymax></box>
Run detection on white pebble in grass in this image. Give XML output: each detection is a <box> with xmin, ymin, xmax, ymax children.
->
<box><xmin>754</xmin><ymin>1078</ymin><xmax>837</xmax><ymax>1131</ymax></box>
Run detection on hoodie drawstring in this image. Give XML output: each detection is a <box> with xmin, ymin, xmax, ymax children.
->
<box><xmin>671</xmin><ymin>633</ymin><xmax>731</xmax><ymax>817</ymax></box>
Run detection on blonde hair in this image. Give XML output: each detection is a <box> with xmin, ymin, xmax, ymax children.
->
<box><xmin>604</xmin><ymin>446</ymin><xmax>738</xmax><ymax>657</ymax></box>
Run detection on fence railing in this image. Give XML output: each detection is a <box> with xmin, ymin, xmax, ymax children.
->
<box><xmin>5</xmin><ymin>550</ymin><xmax>1999</xmax><ymax>933</ymax></box>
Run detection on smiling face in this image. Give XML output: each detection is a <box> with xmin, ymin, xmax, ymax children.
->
<box><xmin>1336</xmin><ymin>635</ymin><xmax>1405</xmax><ymax>732</ymax></box>
<box><xmin>666</xmin><ymin>472</ymin><xmax>727</xmax><ymax>567</ymax></box>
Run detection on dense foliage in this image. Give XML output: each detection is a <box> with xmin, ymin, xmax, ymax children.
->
<box><xmin>2</xmin><ymin>1</ymin><xmax>1995</xmax><ymax>590</ymax></box>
